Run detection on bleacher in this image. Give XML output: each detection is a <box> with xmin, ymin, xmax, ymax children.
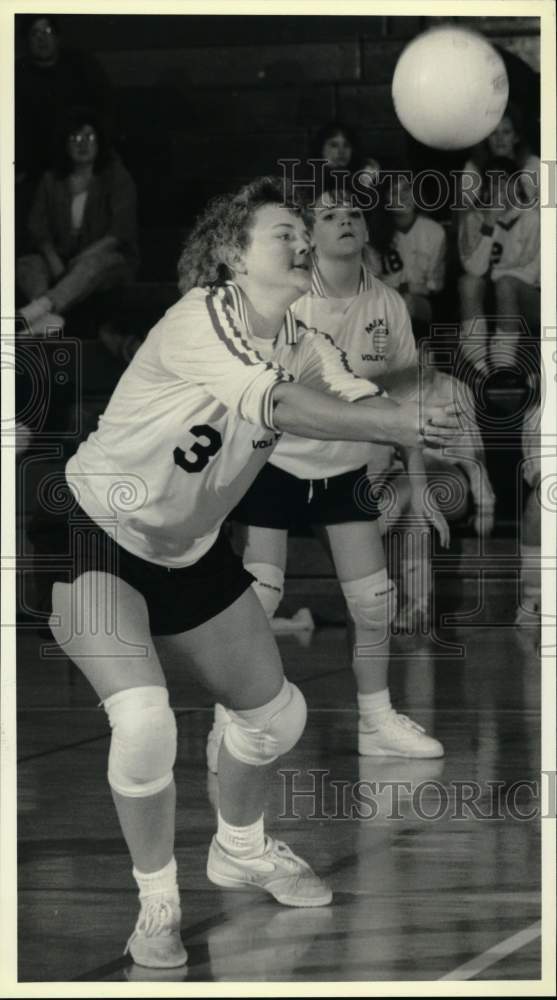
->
<box><xmin>14</xmin><ymin>13</ymin><xmax>541</xmax><ymax>626</ymax></box>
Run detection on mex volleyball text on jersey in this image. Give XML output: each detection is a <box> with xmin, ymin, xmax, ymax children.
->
<box><xmin>272</xmin><ymin>263</ymin><xmax>416</xmax><ymax>481</ymax></box>
<box><xmin>65</xmin><ymin>282</ymin><xmax>381</xmax><ymax>567</ymax></box>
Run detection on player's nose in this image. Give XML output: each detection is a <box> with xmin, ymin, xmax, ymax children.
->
<box><xmin>295</xmin><ymin>233</ymin><xmax>311</xmax><ymax>254</ymax></box>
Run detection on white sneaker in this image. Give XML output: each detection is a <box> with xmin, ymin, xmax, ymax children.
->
<box><xmin>206</xmin><ymin>704</ymin><xmax>231</xmax><ymax>774</ymax></box>
<box><xmin>207</xmin><ymin>835</ymin><xmax>332</xmax><ymax>907</ymax></box>
<box><xmin>125</xmin><ymin>896</ymin><xmax>187</xmax><ymax>968</ymax></box>
<box><xmin>358</xmin><ymin>710</ymin><xmax>444</xmax><ymax>759</ymax></box>
<box><xmin>271</xmin><ymin>608</ymin><xmax>315</xmax><ymax>633</ymax></box>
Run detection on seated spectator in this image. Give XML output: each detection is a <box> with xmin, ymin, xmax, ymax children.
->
<box><xmin>375</xmin><ymin>364</ymin><xmax>495</xmax><ymax>628</ymax></box>
<box><xmin>460</xmin><ymin>104</ymin><xmax>540</xmax><ymax>210</ymax></box>
<box><xmin>15</xmin><ymin>14</ymin><xmax>112</xmax><ymax>186</ymax></box>
<box><xmin>17</xmin><ymin>108</ymin><xmax>139</xmax><ymax>336</ymax></box>
<box><xmin>380</xmin><ymin>174</ymin><xmax>447</xmax><ymax>340</ymax></box>
<box><xmin>458</xmin><ymin>156</ymin><xmax>540</xmax><ymax>377</ymax></box>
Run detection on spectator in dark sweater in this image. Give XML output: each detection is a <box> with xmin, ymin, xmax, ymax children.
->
<box><xmin>17</xmin><ymin>108</ymin><xmax>139</xmax><ymax>335</ymax></box>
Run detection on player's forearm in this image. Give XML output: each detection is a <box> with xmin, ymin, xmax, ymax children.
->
<box><xmin>400</xmin><ymin>446</ymin><xmax>428</xmax><ymax>498</ymax></box>
<box><xmin>272</xmin><ymin>383</ymin><xmax>412</xmax><ymax>447</ymax></box>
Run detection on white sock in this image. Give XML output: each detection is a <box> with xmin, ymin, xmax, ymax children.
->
<box><xmin>357</xmin><ymin>689</ymin><xmax>393</xmax><ymax>729</ymax></box>
<box><xmin>216</xmin><ymin>812</ymin><xmax>265</xmax><ymax>858</ymax></box>
<box><xmin>133</xmin><ymin>856</ymin><xmax>179</xmax><ymax>904</ymax></box>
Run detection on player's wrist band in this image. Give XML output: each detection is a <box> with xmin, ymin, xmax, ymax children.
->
<box><xmin>480</xmin><ymin>224</ymin><xmax>494</xmax><ymax>236</ymax></box>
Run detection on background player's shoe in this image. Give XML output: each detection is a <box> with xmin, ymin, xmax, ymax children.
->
<box><xmin>207</xmin><ymin>835</ymin><xmax>332</xmax><ymax>907</ymax></box>
<box><xmin>206</xmin><ymin>703</ymin><xmax>231</xmax><ymax>774</ymax></box>
<box><xmin>271</xmin><ymin>608</ymin><xmax>315</xmax><ymax>633</ymax></box>
<box><xmin>125</xmin><ymin>896</ymin><xmax>187</xmax><ymax>968</ymax></box>
<box><xmin>124</xmin><ymin>963</ymin><xmax>189</xmax><ymax>982</ymax></box>
<box><xmin>358</xmin><ymin>711</ymin><xmax>444</xmax><ymax>758</ymax></box>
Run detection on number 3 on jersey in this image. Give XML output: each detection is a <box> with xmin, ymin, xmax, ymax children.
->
<box><xmin>174</xmin><ymin>424</ymin><xmax>222</xmax><ymax>473</ymax></box>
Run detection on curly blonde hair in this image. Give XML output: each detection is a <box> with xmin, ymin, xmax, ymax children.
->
<box><xmin>177</xmin><ymin>176</ymin><xmax>300</xmax><ymax>293</ymax></box>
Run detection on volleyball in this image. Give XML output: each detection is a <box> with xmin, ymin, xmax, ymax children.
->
<box><xmin>391</xmin><ymin>26</ymin><xmax>509</xmax><ymax>150</ymax></box>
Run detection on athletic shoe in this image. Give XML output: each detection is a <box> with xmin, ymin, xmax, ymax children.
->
<box><xmin>271</xmin><ymin>608</ymin><xmax>315</xmax><ymax>633</ymax></box>
<box><xmin>124</xmin><ymin>964</ymin><xmax>189</xmax><ymax>982</ymax></box>
<box><xmin>125</xmin><ymin>896</ymin><xmax>187</xmax><ymax>968</ymax></box>
<box><xmin>206</xmin><ymin>704</ymin><xmax>231</xmax><ymax>774</ymax></box>
<box><xmin>514</xmin><ymin>600</ymin><xmax>541</xmax><ymax>628</ymax></box>
<box><xmin>358</xmin><ymin>710</ymin><xmax>444</xmax><ymax>759</ymax></box>
<box><xmin>207</xmin><ymin>835</ymin><xmax>332</xmax><ymax>907</ymax></box>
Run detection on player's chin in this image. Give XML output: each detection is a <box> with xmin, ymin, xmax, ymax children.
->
<box><xmin>289</xmin><ymin>267</ymin><xmax>311</xmax><ymax>290</ymax></box>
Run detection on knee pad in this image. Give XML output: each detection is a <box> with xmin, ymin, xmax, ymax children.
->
<box><xmin>341</xmin><ymin>568</ymin><xmax>397</xmax><ymax>633</ymax></box>
<box><xmin>104</xmin><ymin>685</ymin><xmax>177</xmax><ymax>798</ymax></box>
<box><xmin>224</xmin><ymin>679</ymin><xmax>306</xmax><ymax>766</ymax></box>
<box><xmin>245</xmin><ymin>562</ymin><xmax>284</xmax><ymax>620</ymax></box>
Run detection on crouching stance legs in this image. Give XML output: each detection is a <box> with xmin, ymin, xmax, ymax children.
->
<box><xmin>50</xmin><ymin>572</ymin><xmax>331</xmax><ymax>968</ymax></box>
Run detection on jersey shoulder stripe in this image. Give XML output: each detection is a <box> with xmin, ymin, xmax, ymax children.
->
<box><xmin>206</xmin><ymin>287</ymin><xmax>273</xmax><ymax>371</ymax></box>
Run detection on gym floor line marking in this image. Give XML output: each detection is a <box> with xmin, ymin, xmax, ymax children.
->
<box><xmin>438</xmin><ymin>921</ymin><xmax>541</xmax><ymax>980</ymax></box>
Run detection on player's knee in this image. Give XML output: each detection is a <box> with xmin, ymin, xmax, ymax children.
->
<box><xmin>224</xmin><ymin>679</ymin><xmax>307</xmax><ymax>766</ymax></box>
<box><xmin>104</xmin><ymin>685</ymin><xmax>177</xmax><ymax>797</ymax></box>
<box><xmin>341</xmin><ymin>568</ymin><xmax>397</xmax><ymax>634</ymax></box>
<box><xmin>245</xmin><ymin>561</ymin><xmax>284</xmax><ymax>620</ymax></box>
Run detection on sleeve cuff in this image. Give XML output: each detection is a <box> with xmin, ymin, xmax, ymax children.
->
<box><xmin>261</xmin><ymin>372</ymin><xmax>293</xmax><ymax>431</ymax></box>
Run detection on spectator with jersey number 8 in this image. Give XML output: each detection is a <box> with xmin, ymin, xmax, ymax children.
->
<box><xmin>29</xmin><ymin>176</ymin><xmax>463</xmax><ymax>970</ymax></box>
<box><xmin>458</xmin><ymin>155</ymin><xmax>540</xmax><ymax>381</ymax></box>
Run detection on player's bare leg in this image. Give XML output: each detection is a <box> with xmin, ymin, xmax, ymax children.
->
<box><xmin>168</xmin><ymin>586</ymin><xmax>332</xmax><ymax>907</ymax></box>
<box><xmin>206</xmin><ymin>526</ymin><xmax>288</xmax><ymax>773</ymax></box>
<box><xmin>49</xmin><ymin>572</ymin><xmax>186</xmax><ymax>968</ymax></box>
<box><xmin>326</xmin><ymin>520</ymin><xmax>443</xmax><ymax>758</ymax></box>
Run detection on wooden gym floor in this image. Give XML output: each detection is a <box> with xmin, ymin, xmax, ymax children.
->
<box><xmin>16</xmin><ymin>577</ymin><xmax>545</xmax><ymax>984</ymax></box>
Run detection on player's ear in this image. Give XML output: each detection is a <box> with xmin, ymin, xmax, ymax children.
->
<box><xmin>223</xmin><ymin>246</ymin><xmax>247</xmax><ymax>277</ymax></box>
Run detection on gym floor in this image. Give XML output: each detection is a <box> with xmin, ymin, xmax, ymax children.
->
<box><xmin>16</xmin><ymin>578</ymin><xmax>544</xmax><ymax>984</ymax></box>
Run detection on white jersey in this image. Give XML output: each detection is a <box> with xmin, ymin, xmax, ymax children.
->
<box><xmin>458</xmin><ymin>206</ymin><xmax>540</xmax><ymax>287</ymax></box>
<box><xmin>381</xmin><ymin>216</ymin><xmax>447</xmax><ymax>294</ymax></box>
<box><xmin>270</xmin><ymin>264</ymin><xmax>417</xmax><ymax>480</ymax></box>
<box><xmin>66</xmin><ymin>282</ymin><xmax>377</xmax><ymax>567</ymax></box>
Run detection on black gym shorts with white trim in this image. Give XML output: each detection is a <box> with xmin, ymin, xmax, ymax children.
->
<box><xmin>231</xmin><ymin>461</ymin><xmax>382</xmax><ymax>530</ymax></box>
<box><xmin>28</xmin><ymin>483</ymin><xmax>254</xmax><ymax>636</ymax></box>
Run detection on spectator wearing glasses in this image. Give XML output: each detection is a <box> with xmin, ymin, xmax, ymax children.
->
<box><xmin>15</xmin><ymin>15</ymin><xmax>112</xmax><ymax>186</ymax></box>
<box><xmin>17</xmin><ymin>108</ymin><xmax>139</xmax><ymax>336</ymax></box>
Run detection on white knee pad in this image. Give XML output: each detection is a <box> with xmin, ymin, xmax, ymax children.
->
<box><xmin>224</xmin><ymin>678</ymin><xmax>306</xmax><ymax>766</ymax></box>
<box><xmin>104</xmin><ymin>686</ymin><xmax>177</xmax><ymax>798</ymax></box>
<box><xmin>341</xmin><ymin>568</ymin><xmax>397</xmax><ymax>632</ymax></box>
<box><xmin>245</xmin><ymin>562</ymin><xmax>284</xmax><ymax>620</ymax></box>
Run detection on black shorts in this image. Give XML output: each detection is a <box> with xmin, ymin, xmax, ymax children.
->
<box><xmin>28</xmin><ymin>484</ymin><xmax>254</xmax><ymax>636</ymax></box>
<box><xmin>231</xmin><ymin>462</ymin><xmax>381</xmax><ymax>530</ymax></box>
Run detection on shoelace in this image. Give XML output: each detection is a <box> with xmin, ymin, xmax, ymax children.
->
<box><xmin>136</xmin><ymin>899</ymin><xmax>176</xmax><ymax>938</ymax></box>
<box><xmin>268</xmin><ymin>838</ymin><xmax>310</xmax><ymax>871</ymax></box>
<box><xmin>390</xmin><ymin>713</ymin><xmax>426</xmax><ymax>734</ymax></box>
